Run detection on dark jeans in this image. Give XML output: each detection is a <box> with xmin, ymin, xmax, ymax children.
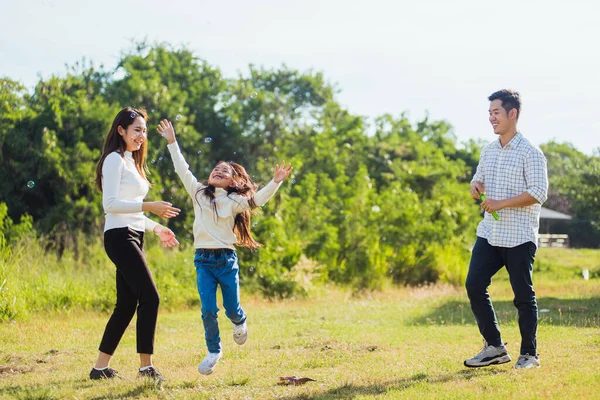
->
<box><xmin>465</xmin><ymin>237</ymin><xmax>538</xmax><ymax>355</ymax></box>
<box><xmin>194</xmin><ymin>248</ymin><xmax>246</xmax><ymax>354</ymax></box>
<box><xmin>98</xmin><ymin>227</ymin><xmax>160</xmax><ymax>355</ymax></box>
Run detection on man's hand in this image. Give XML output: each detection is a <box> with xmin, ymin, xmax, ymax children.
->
<box><xmin>481</xmin><ymin>198</ymin><xmax>505</xmax><ymax>213</ymax></box>
<box><xmin>470</xmin><ymin>181</ymin><xmax>485</xmax><ymax>200</ymax></box>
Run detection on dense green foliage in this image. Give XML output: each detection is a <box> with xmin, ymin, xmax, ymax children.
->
<box><xmin>541</xmin><ymin>142</ymin><xmax>600</xmax><ymax>247</ymax></box>
<box><xmin>1</xmin><ymin>42</ymin><xmax>598</xmax><ymax>304</ymax></box>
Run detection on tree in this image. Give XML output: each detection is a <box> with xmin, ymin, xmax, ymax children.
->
<box><xmin>0</xmin><ymin>42</ymin><xmax>529</xmax><ymax>295</ymax></box>
<box><xmin>540</xmin><ymin>142</ymin><xmax>600</xmax><ymax>247</ymax></box>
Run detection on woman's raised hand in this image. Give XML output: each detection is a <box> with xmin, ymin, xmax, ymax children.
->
<box><xmin>157</xmin><ymin>119</ymin><xmax>176</xmax><ymax>144</ymax></box>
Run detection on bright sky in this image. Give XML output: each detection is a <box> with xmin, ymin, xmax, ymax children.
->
<box><xmin>1</xmin><ymin>0</ymin><xmax>598</xmax><ymax>153</ymax></box>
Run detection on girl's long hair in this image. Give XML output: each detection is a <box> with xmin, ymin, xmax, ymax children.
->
<box><xmin>196</xmin><ymin>161</ymin><xmax>261</xmax><ymax>249</ymax></box>
<box><xmin>95</xmin><ymin>107</ymin><xmax>150</xmax><ymax>191</ymax></box>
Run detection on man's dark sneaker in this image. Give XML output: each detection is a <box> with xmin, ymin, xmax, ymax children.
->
<box><xmin>514</xmin><ymin>354</ymin><xmax>541</xmax><ymax>369</ymax></box>
<box><xmin>89</xmin><ymin>367</ymin><xmax>119</xmax><ymax>380</ymax></box>
<box><xmin>138</xmin><ymin>366</ymin><xmax>166</xmax><ymax>382</ymax></box>
<box><xmin>464</xmin><ymin>342</ymin><xmax>511</xmax><ymax>367</ymax></box>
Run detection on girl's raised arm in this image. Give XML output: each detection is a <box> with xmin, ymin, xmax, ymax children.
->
<box><xmin>231</xmin><ymin>161</ymin><xmax>292</xmax><ymax>213</ymax></box>
<box><xmin>158</xmin><ymin>119</ymin><xmax>203</xmax><ymax>197</ymax></box>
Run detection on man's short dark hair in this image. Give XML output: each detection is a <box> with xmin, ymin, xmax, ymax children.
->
<box><xmin>488</xmin><ymin>89</ymin><xmax>521</xmax><ymax>119</ymax></box>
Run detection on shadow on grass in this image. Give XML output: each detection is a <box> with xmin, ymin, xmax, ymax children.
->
<box><xmin>280</xmin><ymin>368</ymin><xmax>506</xmax><ymax>400</ymax></box>
<box><xmin>409</xmin><ymin>297</ymin><xmax>600</xmax><ymax>328</ymax></box>
<box><xmin>86</xmin><ymin>386</ymin><xmax>162</xmax><ymax>400</ymax></box>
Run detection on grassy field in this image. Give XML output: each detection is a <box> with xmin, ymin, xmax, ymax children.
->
<box><xmin>0</xmin><ymin>250</ymin><xmax>600</xmax><ymax>399</ymax></box>
<box><xmin>0</xmin><ymin>248</ymin><xmax>599</xmax><ymax>399</ymax></box>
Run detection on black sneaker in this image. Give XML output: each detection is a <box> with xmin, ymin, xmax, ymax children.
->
<box><xmin>464</xmin><ymin>342</ymin><xmax>511</xmax><ymax>368</ymax></box>
<box><xmin>138</xmin><ymin>366</ymin><xmax>166</xmax><ymax>382</ymax></box>
<box><xmin>89</xmin><ymin>367</ymin><xmax>119</xmax><ymax>380</ymax></box>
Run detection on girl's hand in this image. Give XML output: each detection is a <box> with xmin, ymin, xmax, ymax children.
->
<box><xmin>143</xmin><ymin>201</ymin><xmax>181</xmax><ymax>219</ymax></box>
<box><xmin>157</xmin><ymin>119</ymin><xmax>176</xmax><ymax>144</ymax></box>
<box><xmin>154</xmin><ymin>226</ymin><xmax>180</xmax><ymax>248</ymax></box>
<box><xmin>273</xmin><ymin>161</ymin><xmax>293</xmax><ymax>183</ymax></box>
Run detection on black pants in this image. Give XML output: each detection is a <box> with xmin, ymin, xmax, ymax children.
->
<box><xmin>465</xmin><ymin>237</ymin><xmax>538</xmax><ymax>356</ymax></box>
<box><xmin>99</xmin><ymin>227</ymin><xmax>160</xmax><ymax>355</ymax></box>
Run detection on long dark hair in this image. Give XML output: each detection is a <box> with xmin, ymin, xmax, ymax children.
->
<box><xmin>196</xmin><ymin>161</ymin><xmax>261</xmax><ymax>249</ymax></box>
<box><xmin>95</xmin><ymin>107</ymin><xmax>149</xmax><ymax>191</ymax></box>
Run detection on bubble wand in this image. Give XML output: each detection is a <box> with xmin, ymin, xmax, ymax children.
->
<box><xmin>479</xmin><ymin>193</ymin><xmax>499</xmax><ymax>220</ymax></box>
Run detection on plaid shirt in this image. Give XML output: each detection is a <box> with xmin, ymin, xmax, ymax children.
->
<box><xmin>472</xmin><ymin>132</ymin><xmax>548</xmax><ymax>248</ymax></box>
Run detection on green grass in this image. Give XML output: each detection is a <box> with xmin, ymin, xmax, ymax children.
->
<box><xmin>536</xmin><ymin>247</ymin><xmax>600</xmax><ymax>280</ymax></box>
<box><xmin>1</xmin><ymin>255</ymin><xmax>599</xmax><ymax>399</ymax></box>
<box><xmin>0</xmin><ymin>236</ymin><xmax>199</xmax><ymax>321</ymax></box>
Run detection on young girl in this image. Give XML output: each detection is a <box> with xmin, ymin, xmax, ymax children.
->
<box><xmin>91</xmin><ymin>107</ymin><xmax>181</xmax><ymax>381</ymax></box>
<box><xmin>157</xmin><ymin>119</ymin><xmax>292</xmax><ymax>375</ymax></box>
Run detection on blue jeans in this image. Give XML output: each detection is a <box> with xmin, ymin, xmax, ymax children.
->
<box><xmin>465</xmin><ymin>237</ymin><xmax>538</xmax><ymax>355</ymax></box>
<box><xmin>194</xmin><ymin>248</ymin><xmax>246</xmax><ymax>353</ymax></box>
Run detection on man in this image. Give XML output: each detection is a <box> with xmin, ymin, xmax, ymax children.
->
<box><xmin>464</xmin><ymin>89</ymin><xmax>548</xmax><ymax>369</ymax></box>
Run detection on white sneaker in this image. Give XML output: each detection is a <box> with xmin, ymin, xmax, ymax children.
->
<box><xmin>198</xmin><ymin>352</ymin><xmax>222</xmax><ymax>375</ymax></box>
<box><xmin>514</xmin><ymin>354</ymin><xmax>540</xmax><ymax>369</ymax></box>
<box><xmin>233</xmin><ymin>322</ymin><xmax>248</xmax><ymax>345</ymax></box>
<box><xmin>464</xmin><ymin>342</ymin><xmax>511</xmax><ymax>368</ymax></box>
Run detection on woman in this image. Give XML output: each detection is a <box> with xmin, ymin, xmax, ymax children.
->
<box><xmin>91</xmin><ymin>107</ymin><xmax>180</xmax><ymax>381</ymax></box>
